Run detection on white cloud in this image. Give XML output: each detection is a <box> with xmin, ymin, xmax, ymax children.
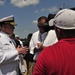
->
<box><xmin>0</xmin><ymin>0</ymin><xmax>5</xmax><ymax>6</ymax></box>
<box><xmin>41</xmin><ymin>8</ymin><xmax>47</xmax><ymax>12</ymax></box>
<box><xmin>10</xmin><ymin>0</ymin><xmax>40</xmax><ymax>8</ymax></box>
<box><xmin>32</xmin><ymin>20</ymin><xmax>37</xmax><ymax>24</ymax></box>
<box><xmin>41</xmin><ymin>6</ymin><xmax>59</xmax><ymax>13</ymax></box>
<box><xmin>48</xmin><ymin>6</ymin><xmax>59</xmax><ymax>13</ymax></box>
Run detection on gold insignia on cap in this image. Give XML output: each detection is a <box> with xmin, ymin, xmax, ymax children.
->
<box><xmin>5</xmin><ymin>22</ymin><xmax>17</xmax><ymax>26</ymax></box>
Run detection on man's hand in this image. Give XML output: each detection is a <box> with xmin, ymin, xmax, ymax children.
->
<box><xmin>17</xmin><ymin>45</ymin><xmax>29</xmax><ymax>55</ymax></box>
<box><xmin>37</xmin><ymin>43</ymin><xmax>44</xmax><ymax>50</ymax></box>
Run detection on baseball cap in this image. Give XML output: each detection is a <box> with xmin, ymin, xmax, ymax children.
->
<box><xmin>54</xmin><ymin>9</ymin><xmax>75</xmax><ymax>29</ymax></box>
<box><xmin>49</xmin><ymin>19</ymin><xmax>54</xmax><ymax>26</ymax></box>
<box><xmin>0</xmin><ymin>15</ymin><xmax>17</xmax><ymax>26</ymax></box>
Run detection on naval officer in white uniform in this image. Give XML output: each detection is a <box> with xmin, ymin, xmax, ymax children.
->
<box><xmin>0</xmin><ymin>15</ymin><xmax>28</xmax><ymax>75</ymax></box>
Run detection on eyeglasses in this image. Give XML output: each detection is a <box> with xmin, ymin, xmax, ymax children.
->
<box><xmin>37</xmin><ymin>25</ymin><xmax>44</xmax><ymax>29</ymax></box>
<box><xmin>37</xmin><ymin>22</ymin><xmax>49</xmax><ymax>28</ymax></box>
<box><xmin>37</xmin><ymin>25</ymin><xmax>44</xmax><ymax>28</ymax></box>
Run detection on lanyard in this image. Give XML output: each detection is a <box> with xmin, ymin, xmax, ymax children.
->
<box><xmin>39</xmin><ymin>32</ymin><xmax>48</xmax><ymax>44</ymax></box>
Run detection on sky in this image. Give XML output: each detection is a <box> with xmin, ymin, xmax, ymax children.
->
<box><xmin>0</xmin><ymin>0</ymin><xmax>75</xmax><ymax>38</ymax></box>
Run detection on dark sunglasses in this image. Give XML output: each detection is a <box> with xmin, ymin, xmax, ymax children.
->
<box><xmin>37</xmin><ymin>25</ymin><xmax>44</xmax><ymax>28</ymax></box>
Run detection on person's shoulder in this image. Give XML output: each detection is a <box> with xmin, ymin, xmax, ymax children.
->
<box><xmin>33</xmin><ymin>31</ymin><xmax>39</xmax><ymax>34</ymax></box>
<box><xmin>38</xmin><ymin>45</ymin><xmax>56</xmax><ymax>63</ymax></box>
<box><xmin>0</xmin><ymin>32</ymin><xmax>6</xmax><ymax>38</ymax></box>
<box><xmin>48</xmin><ymin>30</ymin><xmax>55</xmax><ymax>33</ymax></box>
<box><xmin>48</xmin><ymin>30</ymin><xmax>56</xmax><ymax>35</ymax></box>
<box><xmin>42</xmin><ymin>43</ymin><xmax>58</xmax><ymax>53</ymax></box>
<box><xmin>33</xmin><ymin>31</ymin><xmax>39</xmax><ymax>36</ymax></box>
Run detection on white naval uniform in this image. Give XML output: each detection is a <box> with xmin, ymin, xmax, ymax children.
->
<box><xmin>29</xmin><ymin>30</ymin><xmax>58</xmax><ymax>60</ymax></box>
<box><xmin>0</xmin><ymin>31</ymin><xmax>19</xmax><ymax>75</ymax></box>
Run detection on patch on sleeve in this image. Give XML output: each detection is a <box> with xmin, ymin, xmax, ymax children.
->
<box><xmin>4</xmin><ymin>43</ymin><xmax>10</xmax><ymax>45</ymax></box>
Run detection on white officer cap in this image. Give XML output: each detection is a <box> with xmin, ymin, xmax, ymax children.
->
<box><xmin>0</xmin><ymin>15</ymin><xmax>17</xmax><ymax>26</ymax></box>
<box><xmin>54</xmin><ymin>9</ymin><xmax>75</xmax><ymax>29</ymax></box>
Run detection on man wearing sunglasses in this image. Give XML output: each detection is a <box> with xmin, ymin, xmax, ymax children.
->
<box><xmin>29</xmin><ymin>16</ymin><xmax>58</xmax><ymax>74</ymax></box>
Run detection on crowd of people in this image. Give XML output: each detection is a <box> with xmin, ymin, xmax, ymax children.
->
<box><xmin>0</xmin><ymin>8</ymin><xmax>75</xmax><ymax>75</ymax></box>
